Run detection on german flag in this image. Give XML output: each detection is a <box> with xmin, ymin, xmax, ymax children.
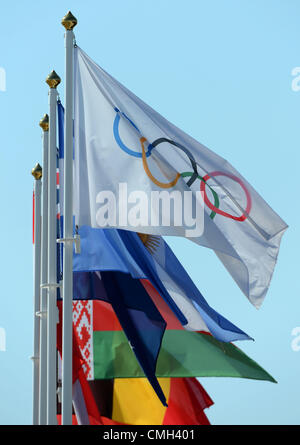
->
<box><xmin>90</xmin><ymin>377</ymin><xmax>213</xmax><ymax>425</ymax></box>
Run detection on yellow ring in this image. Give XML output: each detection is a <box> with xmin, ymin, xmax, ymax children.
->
<box><xmin>140</xmin><ymin>137</ymin><xmax>180</xmax><ymax>189</ymax></box>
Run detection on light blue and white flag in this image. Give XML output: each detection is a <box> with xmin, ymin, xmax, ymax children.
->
<box><xmin>73</xmin><ymin>46</ymin><xmax>287</xmax><ymax>308</ymax></box>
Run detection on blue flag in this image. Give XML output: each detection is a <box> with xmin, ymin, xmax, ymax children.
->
<box><xmin>73</xmin><ymin>225</ymin><xmax>251</xmax><ymax>343</ymax></box>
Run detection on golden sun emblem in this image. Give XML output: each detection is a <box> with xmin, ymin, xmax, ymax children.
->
<box><xmin>137</xmin><ymin>233</ymin><xmax>160</xmax><ymax>254</ymax></box>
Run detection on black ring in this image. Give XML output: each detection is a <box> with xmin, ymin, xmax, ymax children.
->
<box><xmin>151</xmin><ymin>138</ymin><xmax>198</xmax><ymax>187</ymax></box>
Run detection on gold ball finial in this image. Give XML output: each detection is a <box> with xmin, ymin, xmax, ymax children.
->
<box><xmin>61</xmin><ymin>11</ymin><xmax>77</xmax><ymax>30</ymax></box>
<box><xmin>46</xmin><ymin>70</ymin><xmax>61</xmax><ymax>89</ymax></box>
<box><xmin>39</xmin><ymin>114</ymin><xmax>49</xmax><ymax>132</ymax></box>
<box><xmin>31</xmin><ymin>163</ymin><xmax>43</xmax><ymax>180</ymax></box>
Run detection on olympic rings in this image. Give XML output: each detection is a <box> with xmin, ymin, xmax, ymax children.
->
<box><xmin>113</xmin><ymin>110</ymin><xmax>197</xmax><ymax>179</ymax></box>
<box><xmin>141</xmin><ymin>137</ymin><xmax>181</xmax><ymax>189</ymax></box>
<box><xmin>112</xmin><ymin>109</ymin><xmax>252</xmax><ymax>222</ymax></box>
<box><xmin>200</xmin><ymin>171</ymin><xmax>252</xmax><ymax>221</ymax></box>
<box><xmin>180</xmin><ymin>172</ymin><xmax>219</xmax><ymax>220</ymax></box>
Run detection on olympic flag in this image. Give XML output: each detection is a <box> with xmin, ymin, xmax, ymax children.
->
<box><xmin>74</xmin><ymin>46</ymin><xmax>287</xmax><ymax>308</ymax></box>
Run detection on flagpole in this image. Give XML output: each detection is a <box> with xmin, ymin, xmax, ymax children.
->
<box><xmin>31</xmin><ymin>163</ymin><xmax>42</xmax><ymax>425</ymax></box>
<box><xmin>46</xmin><ymin>70</ymin><xmax>61</xmax><ymax>425</ymax></box>
<box><xmin>38</xmin><ymin>114</ymin><xmax>49</xmax><ymax>425</ymax></box>
<box><xmin>61</xmin><ymin>11</ymin><xmax>77</xmax><ymax>426</ymax></box>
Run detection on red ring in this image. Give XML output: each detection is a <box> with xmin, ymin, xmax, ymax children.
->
<box><xmin>200</xmin><ymin>171</ymin><xmax>252</xmax><ymax>221</ymax></box>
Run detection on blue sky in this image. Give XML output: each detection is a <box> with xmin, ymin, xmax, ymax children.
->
<box><xmin>0</xmin><ymin>0</ymin><xmax>299</xmax><ymax>425</ymax></box>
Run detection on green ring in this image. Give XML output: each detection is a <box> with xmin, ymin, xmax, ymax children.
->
<box><xmin>180</xmin><ymin>172</ymin><xmax>220</xmax><ymax>220</ymax></box>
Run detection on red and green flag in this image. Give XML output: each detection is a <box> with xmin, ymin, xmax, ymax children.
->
<box><xmin>57</xmin><ymin>301</ymin><xmax>213</xmax><ymax>425</ymax></box>
<box><xmin>72</xmin><ymin>288</ymin><xmax>276</xmax><ymax>383</ymax></box>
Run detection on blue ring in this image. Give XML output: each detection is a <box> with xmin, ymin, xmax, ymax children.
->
<box><xmin>113</xmin><ymin>109</ymin><xmax>153</xmax><ymax>158</ymax></box>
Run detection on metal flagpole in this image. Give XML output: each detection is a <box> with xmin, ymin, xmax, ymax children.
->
<box><xmin>61</xmin><ymin>11</ymin><xmax>77</xmax><ymax>426</ymax></box>
<box><xmin>31</xmin><ymin>163</ymin><xmax>42</xmax><ymax>425</ymax></box>
<box><xmin>38</xmin><ymin>114</ymin><xmax>49</xmax><ymax>425</ymax></box>
<box><xmin>45</xmin><ymin>70</ymin><xmax>61</xmax><ymax>425</ymax></box>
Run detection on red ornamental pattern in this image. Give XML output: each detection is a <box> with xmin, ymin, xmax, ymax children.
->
<box><xmin>73</xmin><ymin>300</ymin><xmax>93</xmax><ymax>380</ymax></box>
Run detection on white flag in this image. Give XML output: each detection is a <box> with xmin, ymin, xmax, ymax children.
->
<box><xmin>74</xmin><ymin>47</ymin><xmax>287</xmax><ymax>308</ymax></box>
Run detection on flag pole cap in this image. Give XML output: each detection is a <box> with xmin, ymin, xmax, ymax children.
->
<box><xmin>46</xmin><ymin>70</ymin><xmax>61</xmax><ymax>89</ymax></box>
<box><xmin>31</xmin><ymin>163</ymin><xmax>42</xmax><ymax>180</ymax></box>
<box><xmin>39</xmin><ymin>114</ymin><xmax>49</xmax><ymax>132</ymax></box>
<box><xmin>61</xmin><ymin>11</ymin><xmax>77</xmax><ymax>30</ymax></box>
